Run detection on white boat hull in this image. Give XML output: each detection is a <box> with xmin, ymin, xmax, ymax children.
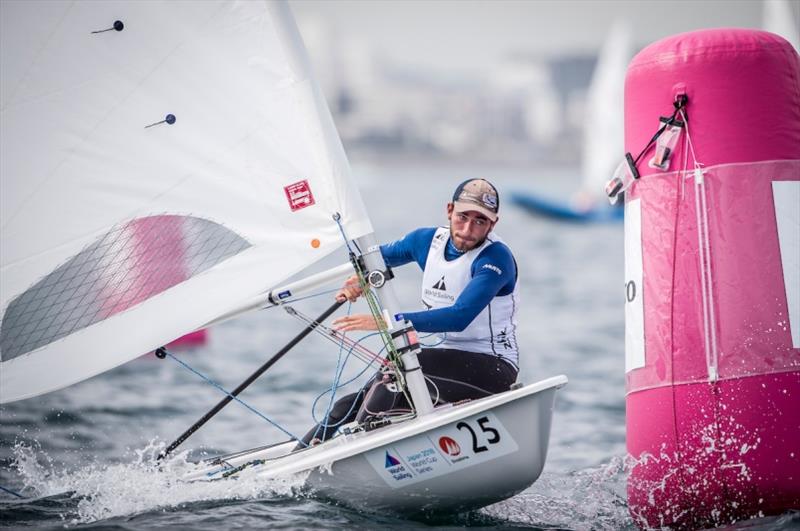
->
<box><xmin>185</xmin><ymin>375</ymin><xmax>567</xmax><ymax>515</ymax></box>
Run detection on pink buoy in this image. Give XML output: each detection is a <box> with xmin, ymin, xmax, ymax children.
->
<box><xmin>622</xmin><ymin>29</ymin><xmax>800</xmax><ymax>528</ymax></box>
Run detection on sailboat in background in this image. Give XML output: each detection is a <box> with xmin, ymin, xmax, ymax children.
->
<box><xmin>511</xmin><ymin>21</ymin><xmax>632</xmax><ymax>223</ymax></box>
<box><xmin>0</xmin><ymin>0</ymin><xmax>566</xmax><ymax>515</ymax></box>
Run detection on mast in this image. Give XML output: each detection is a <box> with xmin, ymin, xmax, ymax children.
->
<box><xmin>354</xmin><ymin>233</ymin><xmax>435</xmax><ymax>416</ymax></box>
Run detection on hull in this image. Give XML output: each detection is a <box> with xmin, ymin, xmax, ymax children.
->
<box><xmin>185</xmin><ymin>376</ymin><xmax>567</xmax><ymax>514</ymax></box>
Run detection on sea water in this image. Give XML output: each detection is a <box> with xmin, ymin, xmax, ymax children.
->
<box><xmin>1</xmin><ymin>162</ymin><xmax>797</xmax><ymax>530</ymax></box>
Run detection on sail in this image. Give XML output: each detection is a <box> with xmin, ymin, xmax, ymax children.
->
<box><xmin>579</xmin><ymin>20</ymin><xmax>633</xmax><ymax>201</ymax></box>
<box><xmin>0</xmin><ymin>0</ymin><xmax>372</xmax><ymax>403</ymax></box>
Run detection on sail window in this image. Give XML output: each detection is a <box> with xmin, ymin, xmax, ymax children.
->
<box><xmin>0</xmin><ymin>215</ymin><xmax>250</xmax><ymax>361</ymax></box>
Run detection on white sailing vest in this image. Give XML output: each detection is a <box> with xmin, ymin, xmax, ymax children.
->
<box><xmin>421</xmin><ymin>227</ymin><xmax>519</xmax><ymax>367</ymax></box>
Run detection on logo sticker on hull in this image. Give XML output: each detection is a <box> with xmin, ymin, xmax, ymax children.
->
<box><xmin>364</xmin><ymin>412</ymin><xmax>518</xmax><ymax>488</ymax></box>
<box><xmin>384</xmin><ymin>451</ymin><xmax>401</xmax><ymax>467</ymax></box>
<box><xmin>438</xmin><ymin>436</ymin><xmax>461</xmax><ymax>456</ymax></box>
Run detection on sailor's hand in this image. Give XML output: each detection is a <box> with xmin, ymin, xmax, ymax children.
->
<box><xmin>333</xmin><ymin>313</ymin><xmax>384</xmax><ymax>331</ymax></box>
<box><xmin>335</xmin><ymin>275</ymin><xmax>363</xmax><ymax>303</ymax></box>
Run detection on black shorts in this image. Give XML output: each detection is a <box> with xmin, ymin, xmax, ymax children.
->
<box><xmin>299</xmin><ymin>348</ymin><xmax>518</xmax><ymax>445</ymax></box>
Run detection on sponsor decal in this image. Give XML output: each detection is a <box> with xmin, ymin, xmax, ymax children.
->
<box><xmin>432</xmin><ymin>276</ymin><xmax>447</xmax><ymax>291</ymax></box>
<box><xmin>482</xmin><ymin>263</ymin><xmax>502</xmax><ymax>275</ymax></box>
<box><xmin>438</xmin><ymin>436</ymin><xmax>461</xmax><ymax>456</ymax></box>
<box><xmin>365</xmin><ymin>413</ymin><xmax>518</xmax><ymax>489</ymax></box>
<box><xmin>382</xmin><ymin>451</ymin><xmax>413</xmax><ymax>481</ymax></box>
<box><xmin>384</xmin><ymin>451</ymin><xmax>401</xmax><ymax>468</ymax></box>
<box><xmin>497</xmin><ymin>328</ymin><xmax>513</xmax><ymax>350</ymax></box>
<box><xmin>424</xmin><ymin>288</ymin><xmax>454</xmax><ymax>303</ymax></box>
<box><xmin>284</xmin><ymin>180</ymin><xmax>315</xmax><ymax>211</ymax></box>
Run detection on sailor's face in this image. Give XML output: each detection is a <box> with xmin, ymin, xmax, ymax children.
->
<box><xmin>447</xmin><ymin>204</ymin><xmax>496</xmax><ymax>251</ymax></box>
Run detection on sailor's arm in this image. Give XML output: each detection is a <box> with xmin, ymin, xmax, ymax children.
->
<box><xmin>402</xmin><ymin>250</ymin><xmax>515</xmax><ymax>332</ymax></box>
<box><xmin>334</xmin><ymin>227</ymin><xmax>437</xmax><ymax>303</ymax></box>
<box><xmin>335</xmin><ymin>243</ymin><xmax>516</xmax><ymax>333</ymax></box>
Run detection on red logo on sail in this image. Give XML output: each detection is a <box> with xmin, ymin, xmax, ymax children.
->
<box><xmin>284</xmin><ymin>180</ymin><xmax>315</xmax><ymax>211</ymax></box>
<box><xmin>438</xmin><ymin>436</ymin><xmax>461</xmax><ymax>456</ymax></box>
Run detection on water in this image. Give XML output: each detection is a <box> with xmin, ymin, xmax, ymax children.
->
<box><xmin>0</xmin><ymin>163</ymin><xmax>796</xmax><ymax>530</ymax></box>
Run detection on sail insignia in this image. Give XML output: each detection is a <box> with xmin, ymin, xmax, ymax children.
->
<box><xmin>0</xmin><ymin>215</ymin><xmax>250</xmax><ymax>361</ymax></box>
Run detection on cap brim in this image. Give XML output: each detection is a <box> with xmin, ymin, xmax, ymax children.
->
<box><xmin>453</xmin><ymin>201</ymin><xmax>498</xmax><ymax>221</ymax></box>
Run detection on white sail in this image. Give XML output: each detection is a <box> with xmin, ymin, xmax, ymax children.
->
<box><xmin>763</xmin><ymin>0</ymin><xmax>800</xmax><ymax>52</ymax></box>
<box><xmin>0</xmin><ymin>0</ymin><xmax>372</xmax><ymax>403</ymax></box>
<box><xmin>579</xmin><ymin>20</ymin><xmax>633</xmax><ymax>202</ymax></box>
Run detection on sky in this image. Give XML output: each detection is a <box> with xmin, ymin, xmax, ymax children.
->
<box><xmin>290</xmin><ymin>0</ymin><xmax>800</xmax><ymax>76</ymax></box>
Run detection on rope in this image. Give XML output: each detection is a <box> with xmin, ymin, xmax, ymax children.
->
<box><xmin>333</xmin><ymin>212</ymin><xmax>356</xmax><ymax>255</ymax></box>
<box><xmin>310</xmin><ymin>332</ymin><xmax>390</xmax><ymax>435</ymax></box>
<box><xmin>419</xmin><ymin>332</ymin><xmax>446</xmax><ymax>347</ymax></box>
<box><xmin>312</xmin><ymin>302</ymin><xmax>352</xmax><ymax>440</ymax></box>
<box><xmin>331</xmin><ymin>215</ymin><xmax>416</xmax><ymax>415</ymax></box>
<box><xmin>163</xmin><ymin>351</ymin><xmax>305</xmax><ymax>445</ymax></box>
<box><xmin>631</xmin><ymin>97</ymin><xmax>687</xmax><ymax>166</ymax></box>
<box><xmin>284</xmin><ymin>306</ymin><xmax>388</xmax><ymax>368</ymax></box>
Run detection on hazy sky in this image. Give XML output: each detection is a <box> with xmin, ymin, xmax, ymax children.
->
<box><xmin>290</xmin><ymin>0</ymin><xmax>799</xmax><ymax>75</ymax></box>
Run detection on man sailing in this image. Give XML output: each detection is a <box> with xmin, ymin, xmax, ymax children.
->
<box><xmin>300</xmin><ymin>178</ymin><xmax>519</xmax><ymax>445</ymax></box>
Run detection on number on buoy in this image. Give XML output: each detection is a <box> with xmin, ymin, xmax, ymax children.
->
<box><xmin>626</xmin><ymin>280</ymin><xmax>636</xmax><ymax>303</ymax></box>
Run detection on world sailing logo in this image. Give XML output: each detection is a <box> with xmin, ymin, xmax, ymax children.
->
<box><xmin>424</xmin><ymin>275</ymin><xmax>453</xmax><ymax>303</ymax></box>
<box><xmin>385</xmin><ymin>451</ymin><xmax>401</xmax><ymax>468</ymax></box>
<box><xmin>383</xmin><ymin>450</ymin><xmax>413</xmax><ymax>481</ymax></box>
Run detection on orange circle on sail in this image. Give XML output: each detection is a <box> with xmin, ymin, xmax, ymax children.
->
<box><xmin>311</xmin><ymin>238</ymin><xmax>321</xmax><ymax>248</ymax></box>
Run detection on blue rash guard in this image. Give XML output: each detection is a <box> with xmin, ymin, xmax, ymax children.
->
<box><xmin>379</xmin><ymin>227</ymin><xmax>517</xmax><ymax>333</ymax></box>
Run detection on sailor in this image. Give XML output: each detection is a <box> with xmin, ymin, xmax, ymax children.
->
<box><xmin>300</xmin><ymin>178</ymin><xmax>519</xmax><ymax>445</ymax></box>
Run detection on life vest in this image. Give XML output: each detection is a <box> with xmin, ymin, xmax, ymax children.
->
<box><xmin>420</xmin><ymin>227</ymin><xmax>519</xmax><ymax>367</ymax></box>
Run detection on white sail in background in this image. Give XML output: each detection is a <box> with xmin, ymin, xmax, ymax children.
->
<box><xmin>0</xmin><ymin>0</ymin><xmax>372</xmax><ymax>402</ymax></box>
<box><xmin>578</xmin><ymin>20</ymin><xmax>633</xmax><ymax>203</ymax></box>
<box><xmin>763</xmin><ymin>0</ymin><xmax>799</xmax><ymax>51</ymax></box>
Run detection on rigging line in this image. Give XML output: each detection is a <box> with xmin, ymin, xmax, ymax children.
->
<box><xmin>424</xmin><ymin>374</ymin><xmax>441</xmax><ymax>405</ymax></box>
<box><xmin>312</xmin><ymin>386</ymin><xmax>367</xmax><ymax>432</ymax></box>
<box><xmin>419</xmin><ymin>332</ymin><xmax>446</xmax><ymax>347</ymax></box>
<box><xmin>310</xmin><ymin>341</ymin><xmax>390</xmax><ymax>426</ymax></box>
<box><xmin>285</xmin><ymin>308</ymin><xmax>368</xmax><ymax>361</ymax></box>
<box><xmin>680</xmin><ymin>114</ymin><xmax>692</xmax><ymax>200</ymax></box>
<box><xmin>313</xmin><ymin>302</ymin><xmax>352</xmax><ymax>440</ymax></box>
<box><xmin>163</xmin><ymin>351</ymin><xmax>305</xmax><ymax>444</ymax></box>
<box><xmin>331</xmin><ymin>214</ymin><xmax>414</xmax><ymax>413</ymax></box>
<box><xmin>333</xmin><ymin>212</ymin><xmax>355</xmax><ymax>254</ymax></box>
<box><xmin>285</xmin><ymin>306</ymin><xmax>388</xmax><ymax>367</ymax></box>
